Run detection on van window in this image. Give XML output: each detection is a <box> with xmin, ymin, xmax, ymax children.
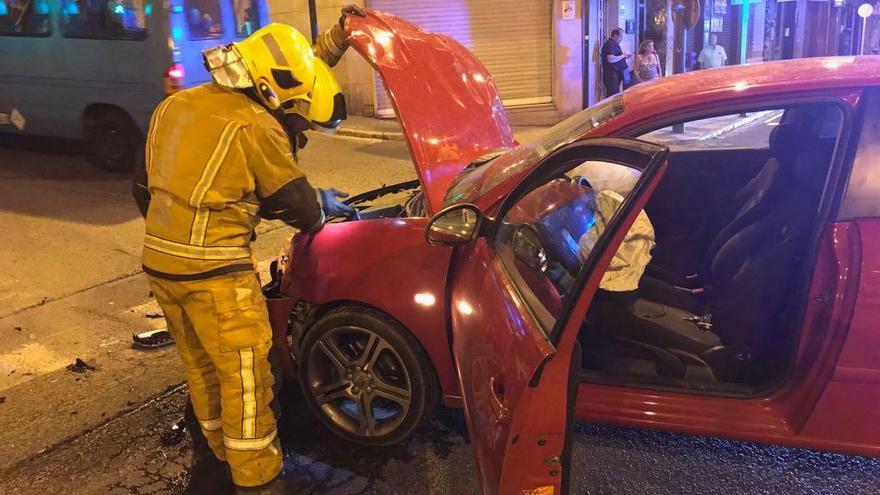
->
<box><xmin>231</xmin><ymin>0</ymin><xmax>258</xmax><ymax>37</ymax></box>
<box><xmin>0</xmin><ymin>0</ymin><xmax>51</xmax><ymax>36</ymax></box>
<box><xmin>185</xmin><ymin>0</ymin><xmax>222</xmax><ymax>39</ymax></box>
<box><xmin>63</xmin><ymin>0</ymin><xmax>147</xmax><ymax>40</ymax></box>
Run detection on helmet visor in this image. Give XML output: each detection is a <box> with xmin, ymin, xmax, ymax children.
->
<box><xmin>202</xmin><ymin>44</ymin><xmax>254</xmax><ymax>89</ymax></box>
<box><xmin>308</xmin><ymin>58</ymin><xmax>346</xmax><ymax>128</ymax></box>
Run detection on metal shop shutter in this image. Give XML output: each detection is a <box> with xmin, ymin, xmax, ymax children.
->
<box><xmin>368</xmin><ymin>0</ymin><xmax>553</xmax><ymax>116</ymax></box>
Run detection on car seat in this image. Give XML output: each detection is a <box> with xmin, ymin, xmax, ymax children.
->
<box><xmin>593</xmin><ymin>139</ymin><xmax>833</xmax><ymax>382</ymax></box>
<box><xmin>644</xmin><ymin>122</ymin><xmax>802</xmax><ymax>291</ymax></box>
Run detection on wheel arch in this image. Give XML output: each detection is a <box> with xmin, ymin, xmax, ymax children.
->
<box><xmin>82</xmin><ymin>103</ymin><xmax>140</xmax><ymax>137</ymax></box>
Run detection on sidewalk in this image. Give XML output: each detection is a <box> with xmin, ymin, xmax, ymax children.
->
<box><xmin>335</xmin><ymin>111</ymin><xmax>778</xmax><ymax>146</ymax></box>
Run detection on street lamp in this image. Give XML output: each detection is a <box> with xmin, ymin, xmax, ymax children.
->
<box><xmin>858</xmin><ymin>3</ymin><xmax>874</xmax><ymax>55</ymax></box>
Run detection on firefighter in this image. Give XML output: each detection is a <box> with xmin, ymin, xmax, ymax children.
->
<box><xmin>132</xmin><ymin>6</ymin><xmax>365</xmax><ymax>493</ymax></box>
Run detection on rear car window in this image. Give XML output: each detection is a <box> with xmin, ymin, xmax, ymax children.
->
<box><xmin>185</xmin><ymin>0</ymin><xmax>222</xmax><ymax>39</ymax></box>
<box><xmin>63</xmin><ymin>0</ymin><xmax>147</xmax><ymax>40</ymax></box>
<box><xmin>0</xmin><ymin>0</ymin><xmax>51</xmax><ymax>36</ymax></box>
<box><xmin>231</xmin><ymin>0</ymin><xmax>257</xmax><ymax>37</ymax></box>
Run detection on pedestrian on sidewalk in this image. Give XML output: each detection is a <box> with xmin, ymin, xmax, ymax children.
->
<box><xmin>633</xmin><ymin>39</ymin><xmax>662</xmax><ymax>84</ymax></box>
<box><xmin>601</xmin><ymin>28</ymin><xmax>631</xmax><ymax>96</ymax></box>
<box><xmin>698</xmin><ymin>33</ymin><xmax>728</xmax><ymax>69</ymax></box>
<box><xmin>132</xmin><ymin>6</ymin><xmax>365</xmax><ymax>495</ymax></box>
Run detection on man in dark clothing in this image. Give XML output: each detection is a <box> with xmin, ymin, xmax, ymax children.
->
<box><xmin>601</xmin><ymin>28</ymin><xmax>631</xmax><ymax>96</ymax></box>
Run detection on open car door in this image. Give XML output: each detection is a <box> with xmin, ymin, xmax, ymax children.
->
<box><xmin>446</xmin><ymin>138</ymin><xmax>669</xmax><ymax>494</ymax></box>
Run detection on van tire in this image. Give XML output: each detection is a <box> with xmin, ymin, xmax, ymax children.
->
<box><xmin>85</xmin><ymin>108</ymin><xmax>143</xmax><ymax>173</ymax></box>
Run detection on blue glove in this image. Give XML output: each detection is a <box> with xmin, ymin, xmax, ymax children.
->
<box><xmin>319</xmin><ymin>188</ymin><xmax>356</xmax><ymax>217</ymax></box>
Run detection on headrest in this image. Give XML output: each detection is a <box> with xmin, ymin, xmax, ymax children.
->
<box><xmin>769</xmin><ymin>123</ymin><xmax>800</xmax><ymax>160</ymax></box>
<box><xmin>788</xmin><ymin>141</ymin><xmax>834</xmax><ymax>192</ymax></box>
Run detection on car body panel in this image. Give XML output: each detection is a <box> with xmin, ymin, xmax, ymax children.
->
<box><xmin>345</xmin><ymin>10</ymin><xmax>516</xmax><ymax>214</ymax></box>
<box><xmin>574</xmin><ymin>221</ymin><xmax>880</xmax><ymax>456</ymax></box>
<box><xmin>278</xmin><ymin>219</ymin><xmax>460</xmax><ymax>404</ymax></box>
<box><xmin>449</xmin><ymin>239</ymin><xmax>557</xmax><ymax>494</ymax></box>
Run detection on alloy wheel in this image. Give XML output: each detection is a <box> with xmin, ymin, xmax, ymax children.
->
<box><xmin>304</xmin><ymin>326</ymin><xmax>413</xmax><ymax>437</ymax></box>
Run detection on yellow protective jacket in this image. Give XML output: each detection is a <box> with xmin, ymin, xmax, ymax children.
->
<box><xmin>134</xmin><ymin>26</ymin><xmax>348</xmax><ymax>280</ymax></box>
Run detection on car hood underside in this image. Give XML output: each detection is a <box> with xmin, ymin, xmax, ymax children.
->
<box><xmin>346</xmin><ymin>10</ymin><xmax>517</xmax><ymax>213</ymax></box>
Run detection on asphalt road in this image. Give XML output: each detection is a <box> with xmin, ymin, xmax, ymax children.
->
<box><xmin>2</xmin><ymin>117</ymin><xmax>878</xmax><ymax>494</ymax></box>
<box><xmin>1</xmin><ymin>383</ymin><xmax>877</xmax><ymax>495</ymax></box>
<box><xmin>0</xmin><ymin>131</ymin><xmax>416</xmax><ymax>473</ymax></box>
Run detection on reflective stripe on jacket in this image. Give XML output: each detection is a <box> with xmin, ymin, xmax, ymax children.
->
<box><xmin>138</xmin><ymin>25</ymin><xmax>348</xmax><ymax>279</ymax></box>
<box><xmin>142</xmin><ymin>84</ymin><xmax>320</xmax><ymax>279</ymax></box>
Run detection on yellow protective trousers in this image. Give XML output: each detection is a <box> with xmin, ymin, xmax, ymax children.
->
<box><xmin>148</xmin><ymin>271</ymin><xmax>282</xmax><ymax>487</ymax></box>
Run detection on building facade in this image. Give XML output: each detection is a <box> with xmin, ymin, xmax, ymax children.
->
<box><xmin>265</xmin><ymin>0</ymin><xmax>879</xmax><ymax>125</ymax></box>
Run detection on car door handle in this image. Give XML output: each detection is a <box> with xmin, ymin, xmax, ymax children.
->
<box><xmin>489</xmin><ymin>376</ymin><xmax>509</xmax><ymax>424</ymax></box>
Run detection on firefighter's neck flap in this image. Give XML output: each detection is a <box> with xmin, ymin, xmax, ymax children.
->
<box><xmin>203</xmin><ymin>44</ymin><xmax>254</xmax><ymax>90</ymax></box>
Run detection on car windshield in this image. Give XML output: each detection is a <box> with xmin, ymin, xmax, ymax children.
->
<box><xmin>443</xmin><ymin>94</ymin><xmax>625</xmax><ymax>206</ymax></box>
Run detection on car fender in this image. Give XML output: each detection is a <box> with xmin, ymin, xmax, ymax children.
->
<box><xmin>278</xmin><ymin>218</ymin><xmax>462</xmax><ymax>404</ymax></box>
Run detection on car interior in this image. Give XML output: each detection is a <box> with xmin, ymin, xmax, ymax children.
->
<box><xmin>580</xmin><ymin>103</ymin><xmax>844</xmax><ymax>390</ymax></box>
<box><xmin>504</xmin><ymin>102</ymin><xmax>845</xmax><ymax>393</ymax></box>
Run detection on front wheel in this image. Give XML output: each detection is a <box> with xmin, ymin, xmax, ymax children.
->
<box><xmin>297</xmin><ymin>307</ymin><xmax>438</xmax><ymax>446</ymax></box>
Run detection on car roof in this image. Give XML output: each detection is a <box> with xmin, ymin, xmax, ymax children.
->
<box><xmin>622</xmin><ymin>56</ymin><xmax>879</xmax><ymax>112</ymax></box>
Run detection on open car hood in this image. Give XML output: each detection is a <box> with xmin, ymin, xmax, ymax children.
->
<box><xmin>346</xmin><ymin>10</ymin><xmax>516</xmax><ymax>213</ymax></box>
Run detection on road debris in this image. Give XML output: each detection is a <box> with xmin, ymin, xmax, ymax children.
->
<box><xmin>132</xmin><ymin>328</ymin><xmax>174</xmax><ymax>350</ymax></box>
<box><xmin>66</xmin><ymin>358</ymin><xmax>96</xmax><ymax>373</ymax></box>
<box><xmin>145</xmin><ymin>311</ymin><xmax>164</xmax><ymax>319</ymax></box>
<box><xmin>160</xmin><ymin>417</ymin><xmax>189</xmax><ymax>447</ymax></box>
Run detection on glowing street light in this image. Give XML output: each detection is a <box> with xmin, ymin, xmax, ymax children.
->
<box><xmin>858</xmin><ymin>3</ymin><xmax>874</xmax><ymax>55</ymax></box>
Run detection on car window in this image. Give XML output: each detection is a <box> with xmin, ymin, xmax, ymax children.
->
<box><xmin>231</xmin><ymin>0</ymin><xmax>257</xmax><ymax>37</ymax></box>
<box><xmin>185</xmin><ymin>0</ymin><xmax>222</xmax><ymax>39</ymax></box>
<box><xmin>63</xmin><ymin>0</ymin><xmax>147</xmax><ymax>39</ymax></box>
<box><xmin>494</xmin><ymin>160</ymin><xmax>644</xmax><ymax>331</ymax></box>
<box><xmin>0</xmin><ymin>0</ymin><xmax>51</xmax><ymax>36</ymax></box>
<box><xmin>638</xmin><ymin>110</ymin><xmax>782</xmax><ymax>151</ymax></box>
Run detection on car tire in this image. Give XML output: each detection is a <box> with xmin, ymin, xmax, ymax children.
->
<box><xmin>297</xmin><ymin>306</ymin><xmax>438</xmax><ymax>446</ymax></box>
<box><xmin>85</xmin><ymin>108</ymin><xmax>143</xmax><ymax>173</ymax></box>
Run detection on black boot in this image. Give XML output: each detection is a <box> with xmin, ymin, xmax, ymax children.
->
<box><xmin>183</xmin><ymin>400</ymin><xmax>234</xmax><ymax>495</ymax></box>
<box><xmin>187</xmin><ymin>454</ymin><xmax>233</xmax><ymax>495</ymax></box>
<box><xmin>235</xmin><ymin>471</ymin><xmax>314</xmax><ymax>495</ymax></box>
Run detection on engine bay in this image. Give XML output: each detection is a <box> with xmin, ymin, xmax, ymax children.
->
<box><xmin>331</xmin><ymin>179</ymin><xmax>428</xmax><ymax>222</ymax></box>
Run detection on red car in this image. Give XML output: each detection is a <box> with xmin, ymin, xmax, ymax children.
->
<box><xmin>263</xmin><ymin>10</ymin><xmax>880</xmax><ymax>495</ymax></box>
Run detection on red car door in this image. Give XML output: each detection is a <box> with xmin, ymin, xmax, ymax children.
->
<box><xmin>444</xmin><ymin>138</ymin><xmax>669</xmax><ymax>494</ymax></box>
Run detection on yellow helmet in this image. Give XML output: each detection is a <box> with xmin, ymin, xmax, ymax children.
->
<box><xmin>202</xmin><ymin>23</ymin><xmax>346</xmax><ymax>127</ymax></box>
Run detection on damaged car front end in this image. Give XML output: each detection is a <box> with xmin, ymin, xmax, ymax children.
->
<box><xmin>260</xmin><ymin>9</ymin><xmax>516</xmax><ymax>443</ymax></box>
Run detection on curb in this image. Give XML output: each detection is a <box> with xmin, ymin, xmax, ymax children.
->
<box><xmin>698</xmin><ymin>111</ymin><xmax>774</xmax><ymax>141</ymax></box>
<box><xmin>335</xmin><ymin>127</ymin><xmax>405</xmax><ymax>141</ymax></box>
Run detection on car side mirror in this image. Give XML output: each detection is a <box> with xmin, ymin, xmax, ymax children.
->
<box><xmin>425</xmin><ymin>204</ymin><xmax>484</xmax><ymax>246</ymax></box>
